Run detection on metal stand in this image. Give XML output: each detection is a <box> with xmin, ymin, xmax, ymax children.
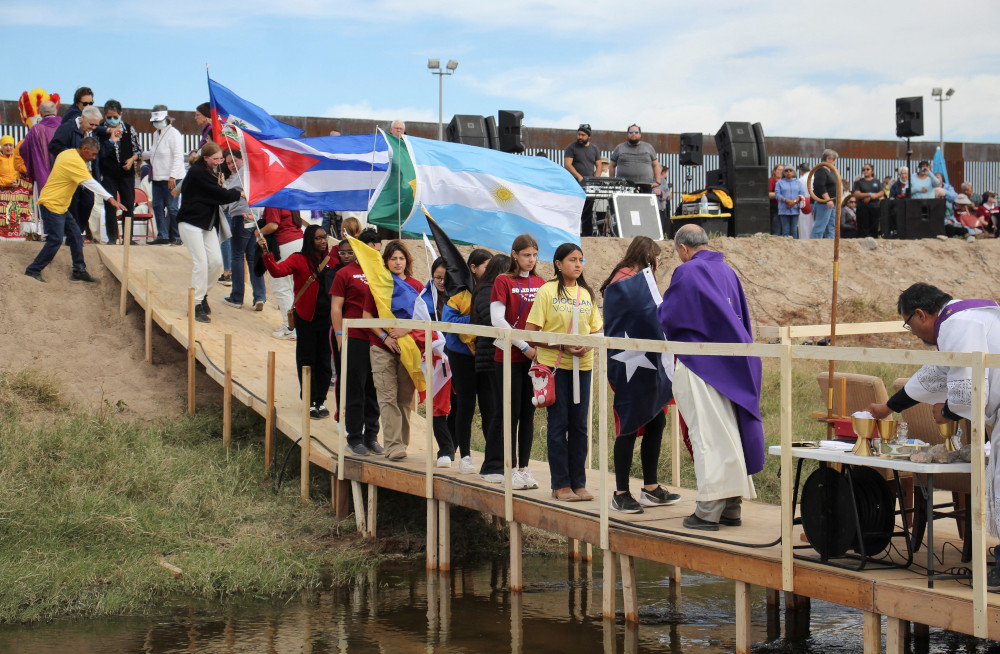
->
<box><xmin>905</xmin><ymin>137</ymin><xmax>912</xmax><ymax>198</ymax></box>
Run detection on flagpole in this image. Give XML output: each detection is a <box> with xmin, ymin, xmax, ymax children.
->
<box><xmin>367</xmin><ymin>129</ymin><xmax>380</xmax><ymax>212</ymax></box>
<box><xmin>229</xmin><ymin>124</ymin><xmax>268</xmax><ymax>251</ymax></box>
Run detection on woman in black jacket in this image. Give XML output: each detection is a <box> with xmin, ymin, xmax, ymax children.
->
<box><xmin>177</xmin><ymin>142</ymin><xmax>241</xmax><ymax>323</ymax></box>
<box><xmin>470</xmin><ymin>254</ymin><xmax>510</xmax><ymax>447</ymax></box>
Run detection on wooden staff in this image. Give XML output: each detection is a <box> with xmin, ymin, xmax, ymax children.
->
<box><xmin>807</xmin><ymin>162</ymin><xmax>844</xmax><ymax>438</ymax></box>
<box><xmin>119</xmin><ymin>216</ymin><xmax>132</xmax><ymax>318</ymax></box>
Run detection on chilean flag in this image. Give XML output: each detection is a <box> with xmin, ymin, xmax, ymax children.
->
<box><xmin>208</xmin><ymin>77</ymin><xmax>303</xmax><ymax>141</ymax></box>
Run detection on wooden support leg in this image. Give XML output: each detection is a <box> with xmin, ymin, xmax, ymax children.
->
<box><xmin>863</xmin><ymin>611</ymin><xmax>881</xmax><ymax>654</ymax></box>
<box><xmin>784</xmin><ymin>591</ymin><xmax>810</xmax><ymax>611</ymax></box>
<box><xmin>584</xmin><ymin>542</ymin><xmax>593</xmax><ymax>563</ymax></box>
<box><xmin>510</xmin><ymin>590</ymin><xmax>524</xmax><ymax>654</ymax></box>
<box><xmin>366</xmin><ymin>484</ymin><xmax>378</xmax><ymax>538</ymax></box>
<box><xmin>603</xmin><ymin>549</ymin><xmax>616</xmax><ymax>621</ymax></box>
<box><xmin>912</xmin><ymin>622</ymin><xmax>929</xmax><ymax>639</ymax></box>
<box><xmin>568</xmin><ymin>538</ymin><xmax>580</xmax><ymax>561</ymax></box>
<box><xmin>264</xmin><ymin>352</ymin><xmax>276</xmax><ymax>472</ymax></box>
<box><xmin>426</xmin><ymin>499</ymin><xmax>439</xmax><ymax>570</ymax></box>
<box><xmin>351</xmin><ymin>481</ymin><xmax>367</xmax><ymax>534</ymax></box>
<box><xmin>735</xmin><ymin>581</ymin><xmax>752</xmax><ymax>654</ymax></box>
<box><xmin>331</xmin><ymin>475</ymin><xmax>349</xmax><ymax>518</ymax></box>
<box><xmin>438</xmin><ymin>500</ymin><xmax>450</xmax><ymax>572</ymax></box>
<box><xmin>187</xmin><ymin>288</ymin><xmax>196</xmax><ymax>415</ymax></box>
<box><xmin>766</xmin><ymin>588</ymin><xmax>781</xmax><ymax>642</ymax></box>
<box><xmin>300</xmin><ymin>367</ymin><xmax>311</xmax><ymax>503</ymax></box>
<box><xmin>222</xmin><ymin>334</ymin><xmax>232</xmax><ymax>450</ymax></box>
<box><xmin>509</xmin><ymin>521</ymin><xmax>522</xmax><ymax>592</ymax></box>
<box><xmin>619</xmin><ymin>554</ymin><xmax>638</xmax><ymax>626</ymax></box>
<box><xmin>144</xmin><ymin>270</ymin><xmax>153</xmax><ymax>364</ymax></box>
<box><xmin>886</xmin><ymin>616</ymin><xmax>905</xmax><ymax>654</ymax></box>
<box><xmin>668</xmin><ymin>564</ymin><xmax>682</xmax><ymax>585</ymax></box>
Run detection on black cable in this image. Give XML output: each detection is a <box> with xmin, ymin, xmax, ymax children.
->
<box><xmin>273</xmin><ymin>438</ymin><xmax>302</xmax><ymax>493</ymax></box>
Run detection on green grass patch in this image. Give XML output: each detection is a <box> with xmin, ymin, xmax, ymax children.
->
<box><xmin>0</xmin><ymin>368</ymin><xmax>373</xmax><ymax>623</ymax></box>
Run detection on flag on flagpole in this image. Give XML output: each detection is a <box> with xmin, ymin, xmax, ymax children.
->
<box><xmin>932</xmin><ymin>146</ymin><xmax>950</xmax><ymax>186</ymax></box>
<box><xmin>367</xmin><ymin>131</ymin><xmax>416</xmax><ymax>233</ymax></box>
<box><xmin>208</xmin><ymin>77</ymin><xmax>303</xmax><ymax>140</ymax></box>
<box><xmin>367</xmin><ymin>135</ymin><xmax>584</xmax><ymax>261</ymax></box>
<box><xmin>423</xmin><ymin>207</ymin><xmax>475</xmax><ymax>298</ymax></box>
<box><xmin>225</xmin><ymin>124</ymin><xmax>390</xmax><ymax>211</ymax></box>
<box><xmin>604</xmin><ymin>267</ymin><xmax>673</xmax><ymax>436</ymax></box>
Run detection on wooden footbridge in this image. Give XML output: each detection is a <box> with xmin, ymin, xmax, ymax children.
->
<box><xmin>98</xmin><ymin>241</ymin><xmax>1000</xmax><ymax>653</ymax></box>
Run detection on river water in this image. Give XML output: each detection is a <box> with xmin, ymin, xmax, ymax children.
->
<box><xmin>1</xmin><ymin>556</ymin><xmax>993</xmax><ymax>653</ymax></box>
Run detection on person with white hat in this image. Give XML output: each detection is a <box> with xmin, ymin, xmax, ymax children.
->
<box><xmin>142</xmin><ymin>105</ymin><xmax>185</xmax><ymax>245</ymax></box>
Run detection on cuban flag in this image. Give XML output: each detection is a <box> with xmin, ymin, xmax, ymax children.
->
<box><xmin>226</xmin><ymin>124</ymin><xmax>390</xmax><ymax>211</ymax></box>
<box><xmin>208</xmin><ymin>77</ymin><xmax>303</xmax><ymax>140</ymax></box>
<box><xmin>604</xmin><ymin>268</ymin><xmax>674</xmax><ymax>436</ymax></box>
<box><xmin>387</xmin><ymin>136</ymin><xmax>585</xmax><ymax>262</ymax></box>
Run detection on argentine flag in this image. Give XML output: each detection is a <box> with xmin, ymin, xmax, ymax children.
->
<box><xmin>397</xmin><ymin>136</ymin><xmax>585</xmax><ymax>261</ymax></box>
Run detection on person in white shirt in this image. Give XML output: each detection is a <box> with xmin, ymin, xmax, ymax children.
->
<box><xmin>796</xmin><ymin>163</ymin><xmax>813</xmax><ymax>239</ymax></box>
<box><xmin>142</xmin><ymin>105</ymin><xmax>185</xmax><ymax>245</ymax></box>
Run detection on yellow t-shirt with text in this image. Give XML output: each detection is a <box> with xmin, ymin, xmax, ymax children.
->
<box><xmin>526</xmin><ymin>281</ymin><xmax>603</xmax><ymax>371</ymax></box>
<box><xmin>38</xmin><ymin>149</ymin><xmax>92</xmax><ymax>215</ymax></box>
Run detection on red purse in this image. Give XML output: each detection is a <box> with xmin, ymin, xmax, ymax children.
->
<box><xmin>527</xmin><ymin>286</ymin><xmax>580</xmax><ymax>408</ymax></box>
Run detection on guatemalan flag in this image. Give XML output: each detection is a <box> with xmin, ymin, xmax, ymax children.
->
<box><xmin>371</xmin><ymin>136</ymin><xmax>585</xmax><ymax>262</ymax></box>
<box><xmin>225</xmin><ymin>124</ymin><xmax>390</xmax><ymax>211</ymax></box>
<box><xmin>208</xmin><ymin>77</ymin><xmax>303</xmax><ymax>140</ymax></box>
<box><xmin>604</xmin><ymin>267</ymin><xmax>674</xmax><ymax>436</ymax></box>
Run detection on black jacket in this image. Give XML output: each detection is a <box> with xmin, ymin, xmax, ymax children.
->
<box><xmin>176</xmin><ymin>160</ymin><xmax>241</xmax><ymax>231</ymax></box>
<box><xmin>49</xmin><ymin>118</ymin><xmax>103</xmax><ymax>178</ymax></box>
<box><xmin>472</xmin><ymin>285</ymin><xmax>497</xmax><ymax>373</ymax></box>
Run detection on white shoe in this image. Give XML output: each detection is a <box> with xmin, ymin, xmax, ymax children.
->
<box><xmin>272</xmin><ymin>326</ymin><xmax>296</xmax><ymax>340</ymax></box>
<box><xmin>480</xmin><ymin>473</ymin><xmax>504</xmax><ymax>484</ymax></box>
<box><xmin>521</xmin><ymin>468</ymin><xmax>539</xmax><ymax>489</ymax></box>
<box><xmin>511</xmin><ymin>469</ymin><xmax>529</xmax><ymax>490</ymax></box>
<box><xmin>436</xmin><ymin>455</ymin><xmax>452</xmax><ymax>468</ymax></box>
<box><xmin>459</xmin><ymin>456</ymin><xmax>476</xmax><ymax>474</ymax></box>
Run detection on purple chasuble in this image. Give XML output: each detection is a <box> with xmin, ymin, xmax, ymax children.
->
<box><xmin>19</xmin><ymin>116</ymin><xmax>62</xmax><ymax>189</ymax></box>
<box><xmin>657</xmin><ymin>249</ymin><xmax>765</xmax><ymax>474</ymax></box>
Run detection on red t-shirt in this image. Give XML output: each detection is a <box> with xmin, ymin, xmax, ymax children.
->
<box><xmin>491</xmin><ymin>272</ymin><xmax>545</xmax><ymax>363</ymax></box>
<box><xmin>263</xmin><ymin>207</ymin><xmax>303</xmax><ymax>246</ymax></box>
<box><xmin>363</xmin><ymin>275</ymin><xmax>424</xmax><ymax>351</ymax></box>
<box><xmin>330</xmin><ymin>261</ymin><xmax>372</xmax><ymax>341</ymax></box>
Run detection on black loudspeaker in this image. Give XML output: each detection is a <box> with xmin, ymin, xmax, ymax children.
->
<box><xmin>498</xmin><ymin>110</ymin><xmax>525</xmax><ymax>153</ymax></box>
<box><xmin>706</xmin><ymin>168</ymin><xmax>724</xmax><ymax>188</ymax></box>
<box><xmin>715</xmin><ymin>121</ymin><xmax>755</xmax><ymax>148</ymax></box>
<box><xmin>728</xmin><ymin>166</ymin><xmax>769</xmax><ymax>199</ymax></box>
<box><xmin>895</xmin><ymin>97</ymin><xmax>924</xmax><ymax>138</ymax></box>
<box><xmin>730</xmin><ymin>199</ymin><xmax>771</xmax><ymax>236</ymax></box>
<box><xmin>883</xmin><ymin>199</ymin><xmax>945</xmax><ymax>239</ymax></box>
<box><xmin>447</xmin><ymin>115</ymin><xmax>489</xmax><ymax>148</ymax></box>
<box><xmin>752</xmin><ymin>122</ymin><xmax>768</xmax><ymax>166</ymax></box>
<box><xmin>484</xmin><ymin>116</ymin><xmax>498</xmax><ymax>150</ymax></box>
<box><xmin>679</xmin><ymin>132</ymin><xmax>703</xmax><ymax>166</ymax></box>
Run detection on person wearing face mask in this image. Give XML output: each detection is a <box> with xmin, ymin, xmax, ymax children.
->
<box><xmin>143</xmin><ymin>105</ymin><xmax>185</xmax><ymax>246</ymax></box>
<box><xmin>98</xmin><ymin>100</ymin><xmax>141</xmax><ymax>244</ymax></box>
<box><xmin>175</xmin><ymin>142</ymin><xmax>242</xmax><ymax>323</ymax></box>
<box><xmin>49</xmin><ymin>105</ymin><xmax>108</xmax><ymax>242</ymax></box>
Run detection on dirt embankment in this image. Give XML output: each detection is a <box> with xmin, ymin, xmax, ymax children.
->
<box><xmin>4</xmin><ymin>235</ymin><xmax>1000</xmax><ymax>416</ymax></box>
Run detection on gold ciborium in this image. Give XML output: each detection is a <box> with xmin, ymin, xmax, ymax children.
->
<box><xmin>851</xmin><ymin>416</ymin><xmax>877</xmax><ymax>456</ymax></box>
<box><xmin>938</xmin><ymin>421</ymin><xmax>959</xmax><ymax>452</ymax></box>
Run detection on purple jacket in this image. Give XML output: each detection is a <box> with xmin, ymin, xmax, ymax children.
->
<box><xmin>18</xmin><ymin>115</ymin><xmax>61</xmax><ymax>189</ymax></box>
<box><xmin>657</xmin><ymin>249</ymin><xmax>765</xmax><ymax>474</ymax></box>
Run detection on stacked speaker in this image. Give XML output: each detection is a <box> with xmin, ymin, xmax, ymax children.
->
<box><xmin>713</xmin><ymin>121</ymin><xmax>770</xmax><ymax>236</ymax></box>
<box><xmin>446</xmin><ymin>111</ymin><xmax>525</xmax><ymax>153</ymax></box>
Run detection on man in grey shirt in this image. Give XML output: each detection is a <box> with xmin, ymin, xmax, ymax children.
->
<box><xmin>563</xmin><ymin>123</ymin><xmax>603</xmax><ymax>237</ymax></box>
<box><xmin>609</xmin><ymin>124</ymin><xmax>661</xmax><ymax>193</ymax></box>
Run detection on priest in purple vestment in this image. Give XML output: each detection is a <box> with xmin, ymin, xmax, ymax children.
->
<box><xmin>19</xmin><ymin>100</ymin><xmax>61</xmax><ymax>190</ymax></box>
<box><xmin>657</xmin><ymin>224</ymin><xmax>764</xmax><ymax>531</ymax></box>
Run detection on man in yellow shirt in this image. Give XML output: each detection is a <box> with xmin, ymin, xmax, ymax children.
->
<box><xmin>25</xmin><ymin>137</ymin><xmax>124</xmax><ymax>283</ymax></box>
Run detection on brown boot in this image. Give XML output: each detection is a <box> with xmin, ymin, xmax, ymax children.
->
<box><xmin>572</xmin><ymin>488</ymin><xmax>594</xmax><ymax>501</ymax></box>
<box><xmin>551</xmin><ymin>487</ymin><xmax>581</xmax><ymax>502</ymax></box>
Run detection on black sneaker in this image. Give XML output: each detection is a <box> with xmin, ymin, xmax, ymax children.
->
<box><xmin>70</xmin><ymin>270</ymin><xmax>99</xmax><ymax>284</ymax></box>
<box><xmin>640</xmin><ymin>485</ymin><xmax>681</xmax><ymax>506</ymax></box>
<box><xmin>201</xmin><ymin>296</ymin><xmax>211</xmax><ymax>315</ymax></box>
<box><xmin>610</xmin><ymin>491</ymin><xmax>643</xmax><ymax>514</ymax></box>
<box><xmin>348</xmin><ymin>443</ymin><xmax>370</xmax><ymax>456</ymax></box>
<box><xmin>989</xmin><ymin>566</ymin><xmax>1000</xmax><ymax>588</ymax></box>
<box><xmin>366</xmin><ymin>441</ymin><xmax>385</xmax><ymax>455</ymax></box>
<box><xmin>151</xmin><ymin>237</ymin><xmax>171</xmax><ymax>246</ymax></box>
<box><xmin>171</xmin><ymin>239</ymin><xmax>183</xmax><ymax>246</ymax></box>
<box><xmin>194</xmin><ymin>304</ymin><xmax>211</xmax><ymax>323</ymax></box>
<box><xmin>719</xmin><ymin>515</ymin><xmax>743</xmax><ymax>527</ymax></box>
<box><xmin>683</xmin><ymin>514</ymin><xmax>720</xmax><ymax>531</ymax></box>
<box><xmin>315</xmin><ymin>405</ymin><xmax>330</xmax><ymax>419</ymax></box>
<box><xmin>24</xmin><ymin>270</ymin><xmax>45</xmax><ymax>282</ymax></box>
<box><xmin>310</xmin><ymin>406</ymin><xmax>321</xmax><ymax>420</ymax></box>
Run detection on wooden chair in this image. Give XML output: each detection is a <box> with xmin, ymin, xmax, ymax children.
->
<box><xmin>891</xmin><ymin>378</ymin><xmax>972</xmax><ymax>561</ymax></box>
<box><xmin>126</xmin><ymin>187</ymin><xmax>156</xmax><ymax>243</ymax></box>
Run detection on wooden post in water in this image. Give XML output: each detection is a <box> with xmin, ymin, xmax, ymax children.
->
<box><xmin>223</xmin><ymin>334</ymin><xmax>232</xmax><ymax>449</ymax></box>
<box><xmin>735</xmin><ymin>581</ymin><xmax>752</xmax><ymax>654</ymax></box>
<box><xmin>602</xmin><ymin>549</ymin><xmax>615</xmax><ymax>620</ymax></box>
<box><xmin>885</xmin><ymin>616</ymin><xmax>905</xmax><ymax>654</ymax></box>
<box><xmin>351</xmin><ymin>481</ymin><xmax>367</xmax><ymax>534</ymax></box>
<box><xmin>509</xmin><ymin>520</ymin><xmax>522</xmax><ymax>592</ymax></box>
<box><xmin>119</xmin><ymin>216</ymin><xmax>132</xmax><ymax>318</ymax></box>
<box><xmin>264</xmin><ymin>352</ymin><xmax>276</xmax><ymax>471</ymax></box>
<box><xmin>438</xmin><ymin>500</ymin><xmax>450</xmax><ymax>571</ymax></box>
<box><xmin>619</xmin><ymin>554</ymin><xmax>637</xmax><ymax>625</ymax></box>
<box><xmin>426</xmin><ymin>499</ymin><xmax>439</xmax><ymax>570</ymax></box>
<box><xmin>300</xmin><ymin>366</ymin><xmax>311</xmax><ymax>503</ymax></box>
<box><xmin>367</xmin><ymin>484</ymin><xmax>378</xmax><ymax>538</ymax></box>
<box><xmin>144</xmin><ymin>270</ymin><xmax>153</xmax><ymax>363</ymax></box>
<box><xmin>569</xmin><ymin>539</ymin><xmax>579</xmax><ymax>561</ymax></box>
<box><xmin>779</xmin><ymin>333</ymin><xmax>794</xmax><ymax>592</ymax></box>
<box><xmin>187</xmin><ymin>288</ymin><xmax>196</xmax><ymax>415</ymax></box>
<box><xmin>862</xmin><ymin>611</ymin><xmax>881</xmax><ymax>654</ymax></box>
<box><xmin>331</xmin><ymin>474</ymin><xmax>349</xmax><ymax>519</ymax></box>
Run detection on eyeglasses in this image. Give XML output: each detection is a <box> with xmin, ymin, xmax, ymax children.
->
<box><xmin>903</xmin><ymin>311</ymin><xmax>916</xmax><ymax>331</ymax></box>
<box><xmin>627</xmin><ymin>130</ymin><xmax>640</xmax><ymax>134</ymax></box>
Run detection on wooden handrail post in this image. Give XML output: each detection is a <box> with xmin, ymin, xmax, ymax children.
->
<box><xmin>970</xmin><ymin>352</ymin><xmax>987</xmax><ymax>637</ymax></box>
<box><xmin>425</xmin><ymin>322</ymin><xmax>434</xmax><ymax>500</ymax></box>
<box><xmin>223</xmin><ymin>334</ymin><xmax>232</xmax><ymax>449</ymax></box>
<box><xmin>301</xmin><ymin>366</ymin><xmax>311</xmax><ymax>503</ymax></box>
<box><xmin>187</xmin><ymin>288</ymin><xmax>195</xmax><ymax>415</ymax></box>
<box><xmin>144</xmin><ymin>269</ymin><xmax>153</xmax><ymax>364</ymax></box>
<box><xmin>119</xmin><ymin>215</ymin><xmax>132</xmax><ymax>318</ymax></box>
<box><xmin>502</xmin><ymin>332</ymin><xmax>513</xmax><ymax>522</ymax></box>
<box><xmin>337</xmin><ymin>321</ymin><xmax>350</xmax><ymax>480</ymax></box>
<box><xmin>779</xmin><ymin>332</ymin><xmax>794</xmax><ymax>592</ymax></box>
<box><xmin>598</xmin><ymin>341</ymin><xmax>609</xmax><ymax>551</ymax></box>
<box><xmin>264</xmin><ymin>351</ymin><xmax>276</xmax><ymax>471</ymax></box>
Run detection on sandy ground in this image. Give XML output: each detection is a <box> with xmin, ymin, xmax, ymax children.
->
<box><xmin>3</xmin><ymin>234</ymin><xmax>1000</xmax><ymax>417</ymax></box>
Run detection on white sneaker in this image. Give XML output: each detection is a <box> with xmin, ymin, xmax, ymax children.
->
<box><xmin>459</xmin><ymin>456</ymin><xmax>476</xmax><ymax>474</ymax></box>
<box><xmin>480</xmin><ymin>473</ymin><xmax>504</xmax><ymax>484</ymax></box>
<box><xmin>511</xmin><ymin>469</ymin><xmax>529</xmax><ymax>490</ymax></box>
<box><xmin>436</xmin><ymin>455</ymin><xmax>452</xmax><ymax>468</ymax></box>
<box><xmin>521</xmin><ymin>468</ymin><xmax>540</xmax><ymax>489</ymax></box>
<box><xmin>272</xmin><ymin>326</ymin><xmax>293</xmax><ymax>340</ymax></box>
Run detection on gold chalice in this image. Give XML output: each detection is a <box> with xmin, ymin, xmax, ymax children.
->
<box><xmin>851</xmin><ymin>416</ymin><xmax>877</xmax><ymax>456</ymax></box>
<box><xmin>938</xmin><ymin>421</ymin><xmax>959</xmax><ymax>452</ymax></box>
<box><xmin>877</xmin><ymin>419</ymin><xmax>898</xmax><ymax>442</ymax></box>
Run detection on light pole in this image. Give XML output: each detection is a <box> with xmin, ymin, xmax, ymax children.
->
<box><xmin>931</xmin><ymin>87</ymin><xmax>955</xmax><ymax>153</ymax></box>
<box><xmin>428</xmin><ymin>58</ymin><xmax>458</xmax><ymax>140</ymax></box>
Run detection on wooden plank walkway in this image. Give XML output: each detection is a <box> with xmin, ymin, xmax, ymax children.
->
<box><xmin>98</xmin><ymin>243</ymin><xmax>1000</xmax><ymax>644</ymax></box>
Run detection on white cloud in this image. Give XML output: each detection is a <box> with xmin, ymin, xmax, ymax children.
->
<box><xmin>323</xmin><ymin>101</ymin><xmax>437</xmax><ymax>124</ymax></box>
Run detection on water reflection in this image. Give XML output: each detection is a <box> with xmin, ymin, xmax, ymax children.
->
<box><xmin>1</xmin><ymin>555</ymin><xmax>996</xmax><ymax>653</ymax></box>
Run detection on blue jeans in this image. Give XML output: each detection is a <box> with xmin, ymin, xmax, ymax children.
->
<box><xmin>779</xmin><ymin>214</ymin><xmax>799</xmax><ymax>238</ymax></box>
<box><xmin>546</xmin><ymin>368</ymin><xmax>592</xmax><ymax>490</ymax></box>
<box><xmin>151</xmin><ymin>180</ymin><xmax>179</xmax><ymax>240</ymax></box>
<box><xmin>227</xmin><ymin>214</ymin><xmax>266</xmax><ymax>305</ymax></box>
<box><xmin>27</xmin><ymin>205</ymin><xmax>86</xmax><ymax>274</ymax></box>
<box><xmin>811</xmin><ymin>202</ymin><xmax>835</xmax><ymax>239</ymax></box>
<box><xmin>219</xmin><ymin>211</ymin><xmax>232</xmax><ymax>273</ymax></box>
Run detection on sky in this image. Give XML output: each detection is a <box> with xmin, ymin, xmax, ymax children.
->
<box><xmin>5</xmin><ymin>0</ymin><xmax>1000</xmax><ymax>144</ymax></box>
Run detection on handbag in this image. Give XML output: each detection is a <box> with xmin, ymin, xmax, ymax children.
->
<box><xmin>527</xmin><ymin>285</ymin><xmax>581</xmax><ymax>408</ymax></box>
<box><xmin>287</xmin><ymin>252</ymin><xmax>332</xmax><ymax>330</ymax></box>
<box><xmin>801</xmin><ymin>197</ymin><xmax>812</xmax><ymax>215</ymax></box>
